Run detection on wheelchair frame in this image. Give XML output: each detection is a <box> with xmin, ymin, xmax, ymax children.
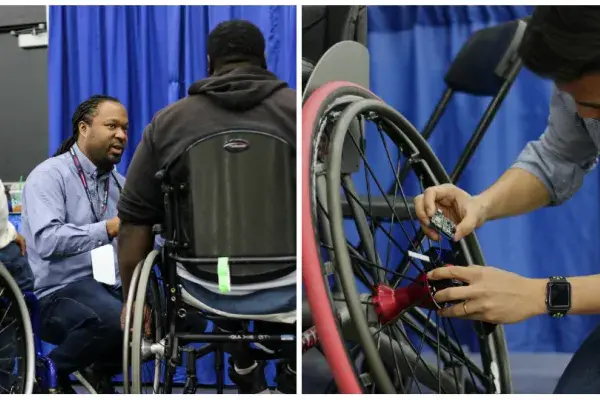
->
<box><xmin>0</xmin><ymin>261</ymin><xmax>104</xmax><ymax>394</ymax></box>
<box><xmin>0</xmin><ymin>262</ymin><xmax>35</xmax><ymax>394</ymax></box>
<box><xmin>124</xmin><ymin>133</ymin><xmax>297</xmax><ymax>394</ymax></box>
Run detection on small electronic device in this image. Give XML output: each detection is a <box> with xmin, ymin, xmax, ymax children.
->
<box><xmin>429</xmin><ymin>209</ymin><xmax>456</xmax><ymax>240</ymax></box>
<box><xmin>412</xmin><ymin>247</ymin><xmax>465</xmax><ymax>308</ymax></box>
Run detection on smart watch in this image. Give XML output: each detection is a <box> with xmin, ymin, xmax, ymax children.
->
<box><xmin>546</xmin><ymin>276</ymin><xmax>571</xmax><ymax>318</ymax></box>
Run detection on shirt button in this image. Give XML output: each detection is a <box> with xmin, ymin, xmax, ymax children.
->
<box><xmin>98</xmin><ymin>241</ymin><xmax>102</xmax><ymax>245</ymax></box>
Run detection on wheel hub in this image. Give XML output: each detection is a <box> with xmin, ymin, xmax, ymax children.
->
<box><xmin>372</xmin><ymin>260</ymin><xmax>465</xmax><ymax>324</ymax></box>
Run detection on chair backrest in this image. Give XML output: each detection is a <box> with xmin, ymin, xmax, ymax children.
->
<box><xmin>302</xmin><ymin>5</ymin><xmax>367</xmax><ymax>88</ymax></box>
<box><xmin>302</xmin><ymin>58</ymin><xmax>315</xmax><ymax>90</ymax></box>
<box><xmin>444</xmin><ymin>18</ymin><xmax>528</xmax><ymax>97</ymax></box>
<box><xmin>161</xmin><ymin>129</ymin><xmax>296</xmax><ymax>283</ymax></box>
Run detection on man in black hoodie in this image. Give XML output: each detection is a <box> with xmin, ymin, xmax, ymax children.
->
<box><xmin>116</xmin><ymin>20</ymin><xmax>296</xmax><ymax>393</ymax></box>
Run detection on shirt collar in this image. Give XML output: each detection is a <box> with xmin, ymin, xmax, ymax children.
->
<box><xmin>72</xmin><ymin>143</ymin><xmax>113</xmax><ymax>179</ymax></box>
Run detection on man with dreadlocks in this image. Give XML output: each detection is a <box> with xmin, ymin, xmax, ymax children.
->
<box><xmin>20</xmin><ymin>95</ymin><xmax>128</xmax><ymax>393</ymax></box>
<box><xmin>116</xmin><ymin>20</ymin><xmax>296</xmax><ymax>394</ymax></box>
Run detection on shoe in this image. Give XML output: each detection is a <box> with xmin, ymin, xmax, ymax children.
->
<box><xmin>75</xmin><ymin>366</ymin><xmax>117</xmax><ymax>394</ymax></box>
<box><xmin>227</xmin><ymin>359</ymin><xmax>268</xmax><ymax>394</ymax></box>
<box><xmin>56</xmin><ymin>373</ymin><xmax>77</xmax><ymax>394</ymax></box>
<box><xmin>275</xmin><ymin>361</ymin><xmax>296</xmax><ymax>394</ymax></box>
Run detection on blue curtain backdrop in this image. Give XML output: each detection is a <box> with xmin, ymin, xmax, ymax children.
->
<box><xmin>364</xmin><ymin>5</ymin><xmax>600</xmax><ymax>354</ymax></box>
<box><xmin>48</xmin><ymin>5</ymin><xmax>296</xmax><ymax>172</ymax></box>
<box><xmin>47</xmin><ymin>5</ymin><xmax>296</xmax><ymax>386</ymax></box>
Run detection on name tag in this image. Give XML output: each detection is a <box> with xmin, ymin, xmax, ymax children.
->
<box><xmin>91</xmin><ymin>244</ymin><xmax>116</xmax><ymax>285</ymax></box>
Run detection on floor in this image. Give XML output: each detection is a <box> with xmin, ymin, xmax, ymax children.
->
<box><xmin>302</xmin><ymin>348</ymin><xmax>574</xmax><ymax>394</ymax></box>
<box><xmin>69</xmin><ymin>350</ymin><xmax>574</xmax><ymax>394</ymax></box>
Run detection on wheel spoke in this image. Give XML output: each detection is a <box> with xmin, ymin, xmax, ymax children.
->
<box><xmin>376</xmin><ymin>122</ymin><xmax>423</xmax><ymax>242</ymax></box>
<box><xmin>404</xmin><ymin>308</ymin><xmax>434</xmax><ymax>392</ymax></box>
<box><xmin>445</xmin><ymin>318</ymin><xmax>481</xmax><ymax>392</ymax></box>
<box><xmin>384</xmin><ymin>151</ymin><xmax>403</xmax><ymax>272</ymax></box>
<box><xmin>321</xmin><ymin>243</ymin><xmax>420</xmax><ymax>284</ymax></box>
<box><xmin>346</xmin><ymin>131</ymin><xmax>425</xmax><ymax>256</ymax></box>
<box><xmin>305</xmin><ymin>90</ymin><xmax>508</xmax><ymax>395</ymax></box>
<box><xmin>436</xmin><ymin>313</ymin><xmax>442</xmax><ymax>393</ymax></box>
<box><xmin>442</xmin><ymin>317</ymin><xmax>464</xmax><ymax>394</ymax></box>
<box><xmin>386</xmin><ymin>325</ymin><xmax>406</xmax><ymax>393</ymax></box>
<box><xmin>340</xmin><ymin>183</ymin><xmax>424</xmax><ymax>275</ymax></box>
<box><xmin>400</xmin><ymin>312</ymin><xmax>488</xmax><ymax>384</ymax></box>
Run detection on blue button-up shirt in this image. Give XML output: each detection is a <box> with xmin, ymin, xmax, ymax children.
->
<box><xmin>21</xmin><ymin>144</ymin><xmax>125</xmax><ymax>298</ymax></box>
<box><xmin>513</xmin><ymin>86</ymin><xmax>600</xmax><ymax>205</ymax></box>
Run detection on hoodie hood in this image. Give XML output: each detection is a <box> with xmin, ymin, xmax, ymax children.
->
<box><xmin>188</xmin><ymin>66</ymin><xmax>288</xmax><ymax>111</ymax></box>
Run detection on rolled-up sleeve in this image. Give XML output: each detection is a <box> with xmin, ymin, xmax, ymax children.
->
<box><xmin>512</xmin><ymin>87</ymin><xmax>599</xmax><ymax>205</ymax></box>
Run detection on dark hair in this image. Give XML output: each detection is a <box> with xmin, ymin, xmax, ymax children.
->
<box><xmin>53</xmin><ymin>94</ymin><xmax>121</xmax><ymax>156</ymax></box>
<box><xmin>518</xmin><ymin>6</ymin><xmax>600</xmax><ymax>83</ymax></box>
<box><xmin>207</xmin><ymin>20</ymin><xmax>267</xmax><ymax>73</ymax></box>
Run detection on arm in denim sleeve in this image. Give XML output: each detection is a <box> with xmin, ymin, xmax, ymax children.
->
<box><xmin>22</xmin><ymin>166</ymin><xmax>110</xmax><ymax>259</ymax></box>
<box><xmin>512</xmin><ymin>87</ymin><xmax>599</xmax><ymax>205</ymax></box>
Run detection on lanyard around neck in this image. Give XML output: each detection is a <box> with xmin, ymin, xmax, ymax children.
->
<box><xmin>69</xmin><ymin>147</ymin><xmax>119</xmax><ymax>223</ymax></box>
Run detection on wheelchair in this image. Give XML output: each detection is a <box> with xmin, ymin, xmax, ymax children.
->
<box><xmin>123</xmin><ymin>129</ymin><xmax>297</xmax><ymax>394</ymax></box>
<box><xmin>0</xmin><ymin>261</ymin><xmax>35</xmax><ymax>394</ymax></box>
<box><xmin>302</xmin><ymin>12</ymin><xmax>529</xmax><ymax>394</ymax></box>
<box><xmin>0</xmin><ymin>260</ymin><xmax>108</xmax><ymax>395</ymax></box>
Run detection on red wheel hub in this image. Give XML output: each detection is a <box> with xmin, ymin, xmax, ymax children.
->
<box><xmin>372</xmin><ymin>268</ymin><xmax>456</xmax><ymax>324</ymax></box>
<box><xmin>372</xmin><ymin>274</ymin><xmax>433</xmax><ymax>324</ymax></box>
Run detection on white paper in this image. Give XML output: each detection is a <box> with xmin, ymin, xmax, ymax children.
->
<box><xmin>91</xmin><ymin>244</ymin><xmax>116</xmax><ymax>285</ymax></box>
<box><xmin>408</xmin><ymin>250</ymin><xmax>430</xmax><ymax>263</ymax></box>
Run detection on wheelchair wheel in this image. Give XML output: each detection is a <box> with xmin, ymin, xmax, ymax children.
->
<box><xmin>129</xmin><ymin>250</ymin><xmax>167</xmax><ymax>394</ymax></box>
<box><xmin>302</xmin><ymin>81</ymin><xmax>511</xmax><ymax>394</ymax></box>
<box><xmin>122</xmin><ymin>258</ymin><xmax>143</xmax><ymax>394</ymax></box>
<box><xmin>0</xmin><ymin>262</ymin><xmax>35</xmax><ymax>394</ymax></box>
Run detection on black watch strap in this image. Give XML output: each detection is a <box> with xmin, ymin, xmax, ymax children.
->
<box><xmin>546</xmin><ymin>276</ymin><xmax>571</xmax><ymax>319</ymax></box>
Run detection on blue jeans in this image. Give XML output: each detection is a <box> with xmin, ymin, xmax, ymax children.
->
<box><xmin>38</xmin><ymin>278</ymin><xmax>123</xmax><ymax>376</ymax></box>
<box><xmin>0</xmin><ymin>242</ymin><xmax>34</xmax><ymax>393</ymax></box>
<box><xmin>554</xmin><ymin>322</ymin><xmax>600</xmax><ymax>394</ymax></box>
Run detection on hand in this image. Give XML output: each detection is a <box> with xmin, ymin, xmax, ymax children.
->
<box><xmin>14</xmin><ymin>234</ymin><xmax>26</xmax><ymax>256</ymax></box>
<box><xmin>428</xmin><ymin>265</ymin><xmax>546</xmax><ymax>324</ymax></box>
<box><xmin>414</xmin><ymin>184</ymin><xmax>487</xmax><ymax>241</ymax></box>
<box><xmin>106</xmin><ymin>217</ymin><xmax>120</xmax><ymax>238</ymax></box>
<box><xmin>120</xmin><ymin>303</ymin><xmax>152</xmax><ymax>337</ymax></box>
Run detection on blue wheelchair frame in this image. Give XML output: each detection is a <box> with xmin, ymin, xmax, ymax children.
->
<box><xmin>22</xmin><ymin>291</ymin><xmax>59</xmax><ymax>393</ymax></box>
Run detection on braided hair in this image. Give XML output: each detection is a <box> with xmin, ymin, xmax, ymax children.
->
<box><xmin>53</xmin><ymin>94</ymin><xmax>121</xmax><ymax>157</ymax></box>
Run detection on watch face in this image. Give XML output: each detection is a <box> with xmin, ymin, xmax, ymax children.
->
<box><xmin>549</xmin><ymin>282</ymin><xmax>570</xmax><ymax>308</ymax></box>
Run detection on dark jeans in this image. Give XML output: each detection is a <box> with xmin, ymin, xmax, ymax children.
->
<box><xmin>0</xmin><ymin>242</ymin><xmax>34</xmax><ymax>292</ymax></box>
<box><xmin>554</xmin><ymin>322</ymin><xmax>600</xmax><ymax>394</ymax></box>
<box><xmin>38</xmin><ymin>278</ymin><xmax>123</xmax><ymax>376</ymax></box>
<box><xmin>0</xmin><ymin>242</ymin><xmax>34</xmax><ymax>393</ymax></box>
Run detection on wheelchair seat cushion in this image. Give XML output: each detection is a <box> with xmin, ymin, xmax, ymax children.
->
<box><xmin>177</xmin><ymin>262</ymin><xmax>296</xmax><ymax>296</ymax></box>
<box><xmin>179</xmin><ymin>273</ymin><xmax>296</xmax><ymax>324</ymax></box>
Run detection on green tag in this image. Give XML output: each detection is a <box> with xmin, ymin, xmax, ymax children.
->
<box><xmin>217</xmin><ymin>257</ymin><xmax>231</xmax><ymax>293</ymax></box>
